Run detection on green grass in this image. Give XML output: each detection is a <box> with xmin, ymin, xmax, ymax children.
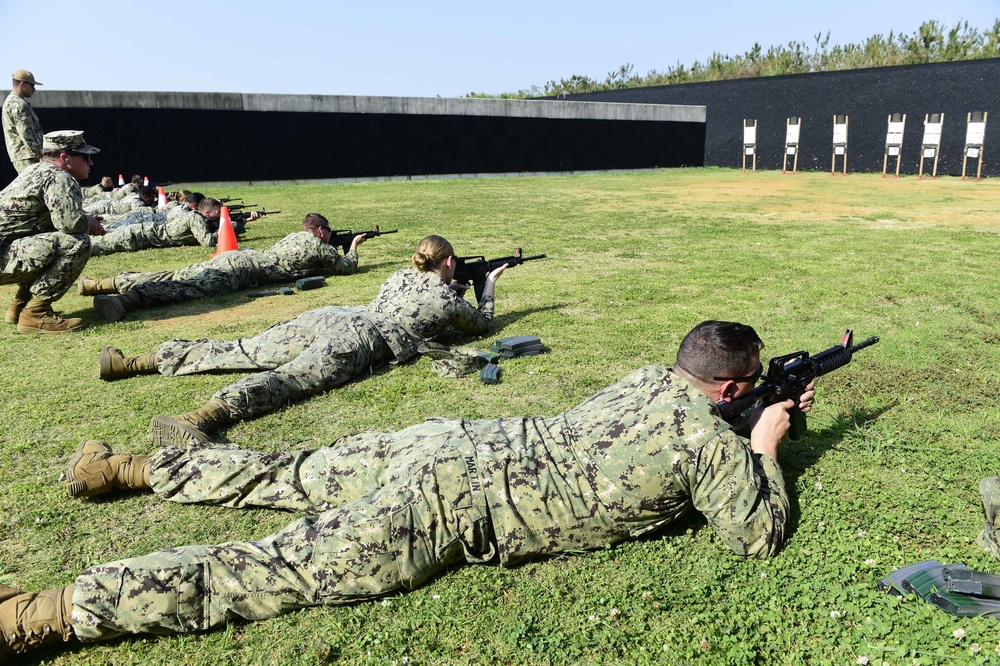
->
<box><xmin>3</xmin><ymin>168</ymin><xmax>1000</xmax><ymax>664</ymax></box>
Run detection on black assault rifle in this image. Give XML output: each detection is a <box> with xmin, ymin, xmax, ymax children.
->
<box><xmin>454</xmin><ymin>248</ymin><xmax>547</xmax><ymax>301</ymax></box>
<box><xmin>330</xmin><ymin>226</ymin><xmax>398</xmax><ymax>255</ymax></box>
<box><xmin>717</xmin><ymin>330</ymin><xmax>879</xmax><ymax>440</ymax></box>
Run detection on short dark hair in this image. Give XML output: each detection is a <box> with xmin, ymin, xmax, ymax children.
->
<box><xmin>184</xmin><ymin>192</ymin><xmax>205</xmax><ymax>206</ymax></box>
<box><xmin>130</xmin><ymin>174</ymin><xmax>143</xmax><ymax>185</ymax></box>
<box><xmin>302</xmin><ymin>213</ymin><xmax>330</xmax><ymax>231</ymax></box>
<box><xmin>138</xmin><ymin>185</ymin><xmax>157</xmax><ymax>199</ymax></box>
<box><xmin>197</xmin><ymin>198</ymin><xmax>222</xmax><ymax>215</ymax></box>
<box><xmin>675</xmin><ymin>321</ymin><xmax>764</xmax><ymax>381</ymax></box>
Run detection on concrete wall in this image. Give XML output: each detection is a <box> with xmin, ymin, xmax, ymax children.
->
<box><xmin>556</xmin><ymin>58</ymin><xmax>1000</xmax><ymax>177</ymax></box>
<box><xmin>3</xmin><ymin>93</ymin><xmax>705</xmax><ymax>186</ymax></box>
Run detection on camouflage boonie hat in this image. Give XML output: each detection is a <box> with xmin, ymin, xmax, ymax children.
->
<box><xmin>42</xmin><ymin>130</ymin><xmax>101</xmax><ymax>155</ymax></box>
<box><xmin>977</xmin><ymin>477</ymin><xmax>1000</xmax><ymax>559</ymax></box>
<box><xmin>418</xmin><ymin>342</ymin><xmax>495</xmax><ymax>378</ymax></box>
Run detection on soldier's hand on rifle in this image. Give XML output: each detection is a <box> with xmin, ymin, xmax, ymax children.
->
<box><xmin>486</xmin><ymin>263</ymin><xmax>509</xmax><ymax>283</ymax></box>
<box><xmin>749</xmin><ymin>398</ymin><xmax>796</xmax><ymax>459</ymax></box>
<box><xmin>349</xmin><ymin>234</ymin><xmax>368</xmax><ymax>252</ymax></box>
<box><xmin>449</xmin><ymin>282</ymin><xmax>470</xmax><ymax>297</ymax></box>
<box><xmin>798</xmin><ymin>381</ymin><xmax>816</xmax><ymax>413</ymax></box>
<box><xmin>87</xmin><ymin>215</ymin><xmax>106</xmax><ymax>236</ymax></box>
<box><xmin>246</xmin><ymin>211</ymin><xmax>262</xmax><ymax>221</ymax></box>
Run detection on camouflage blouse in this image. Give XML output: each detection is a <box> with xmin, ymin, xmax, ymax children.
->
<box><xmin>363</xmin><ymin>266</ymin><xmax>495</xmax><ymax>364</ymax></box>
<box><xmin>0</xmin><ymin>161</ymin><xmax>88</xmax><ymax>241</ymax></box>
<box><xmin>468</xmin><ymin>365</ymin><xmax>790</xmax><ymax>561</ymax></box>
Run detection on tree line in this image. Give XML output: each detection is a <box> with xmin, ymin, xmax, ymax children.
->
<box><xmin>468</xmin><ymin>19</ymin><xmax>1000</xmax><ymax>99</ymax></box>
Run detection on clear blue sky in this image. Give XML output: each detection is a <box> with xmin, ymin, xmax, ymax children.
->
<box><xmin>1</xmin><ymin>0</ymin><xmax>995</xmax><ymax>97</ymax></box>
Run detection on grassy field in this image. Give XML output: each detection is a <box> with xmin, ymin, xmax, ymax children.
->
<box><xmin>2</xmin><ymin>168</ymin><xmax>1000</xmax><ymax>664</ymax></box>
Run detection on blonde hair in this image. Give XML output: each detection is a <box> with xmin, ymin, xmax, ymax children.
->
<box><xmin>412</xmin><ymin>235</ymin><xmax>454</xmax><ymax>272</ymax></box>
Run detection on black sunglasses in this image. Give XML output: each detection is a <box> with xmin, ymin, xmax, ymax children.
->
<box><xmin>713</xmin><ymin>362</ymin><xmax>764</xmax><ymax>383</ymax></box>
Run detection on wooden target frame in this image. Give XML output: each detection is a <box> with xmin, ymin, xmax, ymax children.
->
<box><xmin>962</xmin><ymin>111</ymin><xmax>988</xmax><ymax>181</ymax></box>
<box><xmin>742</xmin><ymin>119</ymin><xmax>757</xmax><ymax>172</ymax></box>
<box><xmin>782</xmin><ymin>116</ymin><xmax>801</xmax><ymax>174</ymax></box>
<box><xmin>882</xmin><ymin>113</ymin><xmax>906</xmax><ymax>178</ymax></box>
<box><xmin>918</xmin><ymin>113</ymin><xmax>944</xmax><ymax>179</ymax></box>
<box><xmin>831</xmin><ymin>115</ymin><xmax>848</xmax><ymax>175</ymax></box>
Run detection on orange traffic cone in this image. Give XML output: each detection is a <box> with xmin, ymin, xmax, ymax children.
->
<box><xmin>117</xmin><ymin>174</ymin><xmax>124</xmax><ymax>186</ymax></box>
<box><xmin>211</xmin><ymin>206</ymin><xmax>239</xmax><ymax>257</ymax></box>
<box><xmin>143</xmin><ymin>176</ymin><xmax>149</xmax><ymax>186</ymax></box>
<box><xmin>157</xmin><ymin>186</ymin><xmax>167</xmax><ymax>208</ymax></box>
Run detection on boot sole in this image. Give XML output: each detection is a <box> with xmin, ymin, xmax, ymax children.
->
<box><xmin>94</xmin><ymin>296</ymin><xmax>126</xmax><ymax>322</ymax></box>
<box><xmin>16</xmin><ymin>322</ymin><xmax>86</xmax><ymax>334</ymax></box>
<box><xmin>150</xmin><ymin>415</ymin><xmax>212</xmax><ymax>448</ymax></box>
<box><xmin>98</xmin><ymin>346</ymin><xmax>122</xmax><ymax>381</ymax></box>
<box><xmin>66</xmin><ymin>440</ymin><xmax>111</xmax><ymax>498</ymax></box>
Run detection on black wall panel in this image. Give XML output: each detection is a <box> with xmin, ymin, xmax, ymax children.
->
<box><xmin>558</xmin><ymin>58</ymin><xmax>1000</xmax><ymax>177</ymax></box>
<box><xmin>2</xmin><ymin>107</ymin><xmax>704</xmax><ymax>186</ymax></box>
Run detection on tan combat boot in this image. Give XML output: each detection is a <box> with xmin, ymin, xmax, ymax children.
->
<box><xmin>150</xmin><ymin>399</ymin><xmax>232</xmax><ymax>447</ymax></box>
<box><xmin>66</xmin><ymin>440</ymin><xmax>151</xmax><ymax>499</ymax></box>
<box><xmin>77</xmin><ymin>275</ymin><xmax>117</xmax><ymax>296</ymax></box>
<box><xmin>4</xmin><ymin>284</ymin><xmax>32</xmax><ymax>325</ymax></box>
<box><xmin>16</xmin><ymin>298</ymin><xmax>85</xmax><ymax>334</ymax></box>
<box><xmin>0</xmin><ymin>585</ymin><xmax>76</xmax><ymax>658</ymax></box>
<box><xmin>99</xmin><ymin>346</ymin><xmax>159</xmax><ymax>381</ymax></box>
<box><xmin>94</xmin><ymin>290</ymin><xmax>141</xmax><ymax>322</ymax></box>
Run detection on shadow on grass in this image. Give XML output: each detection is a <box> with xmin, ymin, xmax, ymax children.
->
<box><xmin>780</xmin><ymin>404</ymin><xmax>896</xmax><ymax>532</ymax></box>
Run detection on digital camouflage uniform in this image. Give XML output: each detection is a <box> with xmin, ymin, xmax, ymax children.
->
<box><xmin>2</xmin><ymin>92</ymin><xmax>42</xmax><ymax>173</ymax></box>
<box><xmin>110</xmin><ymin>231</ymin><xmax>358</xmax><ymax>308</ymax></box>
<box><xmin>69</xmin><ymin>366</ymin><xmax>788</xmax><ymax>641</ymax></box>
<box><xmin>977</xmin><ymin>477</ymin><xmax>1000</xmax><ymax>558</ymax></box>
<box><xmin>154</xmin><ymin>266</ymin><xmax>494</xmax><ymax>421</ymax></box>
<box><xmin>80</xmin><ymin>183</ymin><xmax>113</xmax><ymax>198</ymax></box>
<box><xmin>102</xmin><ymin>205</ymin><xmax>184</xmax><ymax>231</ymax></box>
<box><xmin>0</xmin><ymin>161</ymin><xmax>90</xmax><ymax>300</ymax></box>
<box><xmin>90</xmin><ymin>208</ymin><xmax>217</xmax><ymax>255</ymax></box>
<box><xmin>84</xmin><ymin>193</ymin><xmax>149</xmax><ymax>217</ymax></box>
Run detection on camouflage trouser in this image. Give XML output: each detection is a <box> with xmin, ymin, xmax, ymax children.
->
<box><xmin>101</xmin><ymin>210</ymin><xmax>162</xmax><ymax>230</ymax></box>
<box><xmin>114</xmin><ymin>252</ymin><xmax>272</xmax><ymax>307</ymax></box>
<box><xmin>91</xmin><ymin>223</ymin><xmax>187</xmax><ymax>256</ymax></box>
<box><xmin>156</xmin><ymin>307</ymin><xmax>390</xmax><ymax>420</ymax></box>
<box><xmin>977</xmin><ymin>477</ymin><xmax>1000</xmax><ymax>558</ymax></box>
<box><xmin>0</xmin><ymin>231</ymin><xmax>91</xmax><ymax>300</ymax></box>
<box><xmin>70</xmin><ymin>422</ymin><xmax>496</xmax><ymax>642</ymax></box>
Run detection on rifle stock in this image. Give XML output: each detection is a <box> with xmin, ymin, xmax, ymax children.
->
<box><xmin>717</xmin><ymin>330</ymin><xmax>879</xmax><ymax>440</ymax></box>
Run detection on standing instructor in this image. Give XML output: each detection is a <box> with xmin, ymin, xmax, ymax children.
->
<box><xmin>2</xmin><ymin>70</ymin><xmax>44</xmax><ymax>174</ymax></box>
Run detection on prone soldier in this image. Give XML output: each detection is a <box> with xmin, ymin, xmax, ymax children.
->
<box><xmin>97</xmin><ymin>234</ymin><xmax>507</xmax><ymax>445</ymax></box>
<box><xmin>0</xmin><ymin>320</ymin><xmax>814</xmax><ymax>658</ymax></box>
<box><xmin>78</xmin><ymin>212</ymin><xmax>368</xmax><ymax>321</ymax></box>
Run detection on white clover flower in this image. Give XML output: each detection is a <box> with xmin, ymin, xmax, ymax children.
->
<box><xmin>818</xmin><ymin>521</ymin><xmax>826</xmax><ymax>529</ymax></box>
<box><xmin>609</xmin><ymin>608</ymin><xmax>620</xmax><ymax>617</ymax></box>
<box><xmin>830</xmin><ymin>610</ymin><xmax>842</xmax><ymax>619</ymax></box>
<box><xmin>953</xmin><ymin>628</ymin><xmax>966</xmax><ymax>639</ymax></box>
<box><xmin>760</xmin><ymin>572</ymin><xmax>767</xmax><ymax>579</ymax></box>
<box><xmin>815</xmin><ymin>481</ymin><xmax>823</xmax><ymax>490</ymax></box>
<box><xmin>856</xmin><ymin>656</ymin><xmax>869</xmax><ymax>665</ymax></box>
<box><xmin>401</xmin><ymin>658</ymin><xmax>410</xmax><ymax>665</ymax></box>
<box><xmin>432</xmin><ymin>594</ymin><xmax>441</xmax><ymax>599</ymax></box>
<box><xmin>857</xmin><ymin>530</ymin><xmax>867</xmax><ymax>538</ymax></box>
<box><xmin>642</xmin><ymin>591</ymin><xmax>653</xmax><ymax>600</ymax></box>
<box><xmin>865</xmin><ymin>558</ymin><xmax>877</xmax><ymax>567</ymax></box>
<box><xmin>381</xmin><ymin>599</ymin><xmax>390</xmax><ymax>607</ymax></box>
<box><xmin>589</xmin><ymin>614</ymin><xmax>599</xmax><ymax>623</ymax></box>
<box><xmin>971</xmin><ymin>643</ymin><xmax>981</xmax><ymax>654</ymax></box>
